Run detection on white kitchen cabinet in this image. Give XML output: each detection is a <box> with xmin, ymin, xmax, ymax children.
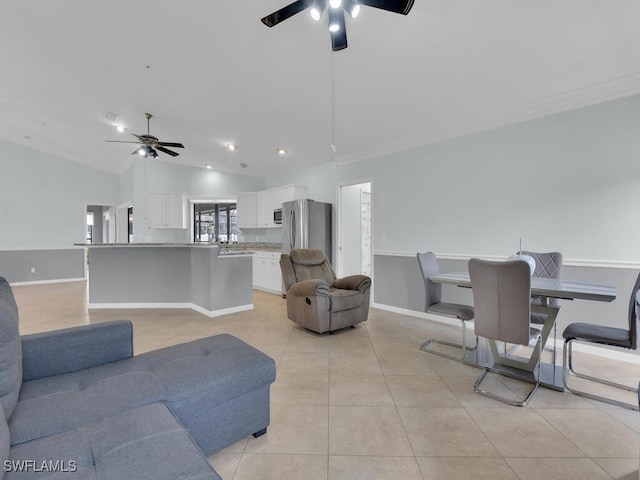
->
<box><xmin>256</xmin><ymin>185</ymin><xmax>307</xmax><ymax>228</ymax></box>
<box><xmin>237</xmin><ymin>192</ymin><xmax>259</xmax><ymax>228</ymax></box>
<box><xmin>149</xmin><ymin>193</ymin><xmax>188</xmax><ymax>229</ymax></box>
<box><xmin>252</xmin><ymin>250</ymin><xmax>282</xmax><ymax>294</ymax></box>
<box><xmin>238</xmin><ymin>185</ymin><xmax>306</xmax><ymax>230</ymax></box>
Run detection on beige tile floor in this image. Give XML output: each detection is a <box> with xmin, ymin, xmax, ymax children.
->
<box><xmin>11</xmin><ymin>281</ymin><xmax>640</xmax><ymax>480</ymax></box>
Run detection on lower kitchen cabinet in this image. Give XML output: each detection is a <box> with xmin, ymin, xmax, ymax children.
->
<box><xmin>252</xmin><ymin>251</ymin><xmax>282</xmax><ymax>294</ymax></box>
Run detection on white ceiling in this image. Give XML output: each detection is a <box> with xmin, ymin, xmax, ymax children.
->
<box><xmin>1</xmin><ymin>0</ymin><xmax>640</xmax><ymax>177</ymax></box>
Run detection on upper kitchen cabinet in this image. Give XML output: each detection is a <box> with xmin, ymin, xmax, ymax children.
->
<box><xmin>237</xmin><ymin>185</ymin><xmax>306</xmax><ymax>229</ymax></box>
<box><xmin>149</xmin><ymin>193</ymin><xmax>188</xmax><ymax>229</ymax></box>
<box><xmin>237</xmin><ymin>192</ymin><xmax>259</xmax><ymax>229</ymax></box>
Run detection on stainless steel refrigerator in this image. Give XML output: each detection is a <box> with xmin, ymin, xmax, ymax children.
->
<box><xmin>282</xmin><ymin>199</ymin><xmax>332</xmax><ymax>260</ymax></box>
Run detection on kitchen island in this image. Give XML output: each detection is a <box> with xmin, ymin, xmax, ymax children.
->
<box><xmin>85</xmin><ymin>244</ymin><xmax>254</xmax><ymax>317</ymax></box>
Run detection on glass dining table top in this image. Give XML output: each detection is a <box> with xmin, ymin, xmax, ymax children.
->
<box><xmin>429</xmin><ymin>271</ymin><xmax>616</xmax><ymax>302</ymax></box>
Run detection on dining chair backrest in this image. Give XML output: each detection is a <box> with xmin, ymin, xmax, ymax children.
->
<box><xmin>469</xmin><ymin>258</ymin><xmax>532</xmax><ymax>346</ymax></box>
<box><xmin>417</xmin><ymin>252</ymin><xmax>442</xmax><ymax>310</ymax></box>
<box><xmin>518</xmin><ymin>251</ymin><xmax>563</xmax><ymax>307</ymax></box>
<box><xmin>628</xmin><ymin>272</ymin><xmax>640</xmax><ymax>350</ymax></box>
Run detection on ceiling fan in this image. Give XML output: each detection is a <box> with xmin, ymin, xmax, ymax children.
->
<box><xmin>105</xmin><ymin>113</ymin><xmax>185</xmax><ymax>158</ymax></box>
<box><xmin>261</xmin><ymin>0</ymin><xmax>414</xmax><ymax>51</ymax></box>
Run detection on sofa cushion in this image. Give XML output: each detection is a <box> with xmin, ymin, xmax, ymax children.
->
<box><xmin>10</xmin><ymin>334</ymin><xmax>276</xmax><ymax>446</ymax></box>
<box><xmin>329</xmin><ymin>288</ymin><xmax>364</xmax><ymax>312</ymax></box>
<box><xmin>0</xmin><ymin>278</ymin><xmax>22</xmax><ymax>420</ymax></box>
<box><xmin>7</xmin><ymin>403</ymin><xmax>221</xmax><ymax>480</ymax></box>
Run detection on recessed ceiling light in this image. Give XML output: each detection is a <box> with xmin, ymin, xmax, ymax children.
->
<box><xmin>205</xmin><ymin>164</ymin><xmax>213</xmax><ymax>170</ymax></box>
<box><xmin>227</xmin><ymin>143</ymin><xmax>237</xmax><ymax>152</ymax></box>
<box><xmin>277</xmin><ymin>148</ymin><xmax>287</xmax><ymax>155</ymax></box>
<box><xmin>115</xmin><ymin>124</ymin><xmax>125</xmax><ymax>133</ymax></box>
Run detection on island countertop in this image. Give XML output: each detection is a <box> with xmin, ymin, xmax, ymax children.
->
<box><xmin>77</xmin><ymin>242</ymin><xmax>282</xmax><ymax>253</ymax></box>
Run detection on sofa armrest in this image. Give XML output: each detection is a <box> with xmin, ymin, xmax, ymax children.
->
<box><xmin>287</xmin><ymin>279</ymin><xmax>331</xmax><ymax>298</ymax></box>
<box><xmin>333</xmin><ymin>275</ymin><xmax>371</xmax><ymax>292</ymax></box>
<box><xmin>21</xmin><ymin>320</ymin><xmax>134</xmax><ymax>381</ymax></box>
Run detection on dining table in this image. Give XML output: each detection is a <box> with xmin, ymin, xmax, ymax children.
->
<box><xmin>429</xmin><ymin>271</ymin><xmax>617</xmax><ymax>391</ymax></box>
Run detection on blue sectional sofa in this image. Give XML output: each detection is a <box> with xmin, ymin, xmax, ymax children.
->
<box><xmin>0</xmin><ymin>277</ymin><xmax>276</xmax><ymax>479</ymax></box>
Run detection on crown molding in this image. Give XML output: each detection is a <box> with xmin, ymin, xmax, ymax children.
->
<box><xmin>334</xmin><ymin>72</ymin><xmax>640</xmax><ymax>166</ymax></box>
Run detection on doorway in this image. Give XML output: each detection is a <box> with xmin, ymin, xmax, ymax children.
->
<box><xmin>337</xmin><ymin>180</ymin><xmax>373</xmax><ymax>278</ymax></box>
<box><xmin>85</xmin><ymin>204</ymin><xmax>116</xmax><ymax>244</ymax></box>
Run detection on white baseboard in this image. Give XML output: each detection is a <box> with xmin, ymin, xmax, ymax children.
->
<box><xmin>10</xmin><ymin>277</ymin><xmax>86</xmax><ymax>286</ymax></box>
<box><xmin>253</xmin><ymin>286</ymin><xmax>284</xmax><ymax>296</ymax></box>
<box><xmin>88</xmin><ymin>302</ymin><xmax>254</xmax><ymax>318</ymax></box>
<box><xmin>372</xmin><ymin>302</ymin><xmax>640</xmax><ymax>366</ymax></box>
<box><xmin>190</xmin><ymin>303</ymin><xmax>254</xmax><ymax>318</ymax></box>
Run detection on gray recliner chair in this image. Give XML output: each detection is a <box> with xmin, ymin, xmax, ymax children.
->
<box><xmin>280</xmin><ymin>249</ymin><xmax>372</xmax><ymax>333</ymax></box>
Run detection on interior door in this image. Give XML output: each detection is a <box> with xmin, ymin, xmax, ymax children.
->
<box><xmin>337</xmin><ymin>181</ymin><xmax>372</xmax><ymax>278</ymax></box>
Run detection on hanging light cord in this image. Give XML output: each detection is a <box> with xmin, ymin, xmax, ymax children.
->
<box><xmin>331</xmin><ymin>52</ymin><xmax>336</xmax><ymax>154</ymax></box>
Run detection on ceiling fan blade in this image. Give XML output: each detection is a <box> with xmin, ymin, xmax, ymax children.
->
<box><xmin>131</xmin><ymin>133</ymin><xmax>145</xmax><ymax>142</ymax></box>
<box><xmin>359</xmin><ymin>0</ymin><xmax>414</xmax><ymax>14</ymax></box>
<box><xmin>156</xmin><ymin>146</ymin><xmax>180</xmax><ymax>157</ymax></box>
<box><xmin>105</xmin><ymin>140</ymin><xmax>142</xmax><ymax>144</ymax></box>
<box><xmin>261</xmin><ymin>0</ymin><xmax>314</xmax><ymax>27</ymax></box>
<box><xmin>157</xmin><ymin>141</ymin><xmax>184</xmax><ymax>148</ymax></box>
<box><xmin>330</xmin><ymin>8</ymin><xmax>347</xmax><ymax>51</ymax></box>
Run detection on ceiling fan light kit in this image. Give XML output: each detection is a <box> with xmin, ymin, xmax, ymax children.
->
<box><xmin>261</xmin><ymin>0</ymin><xmax>414</xmax><ymax>51</ymax></box>
<box><xmin>105</xmin><ymin>112</ymin><xmax>185</xmax><ymax>159</ymax></box>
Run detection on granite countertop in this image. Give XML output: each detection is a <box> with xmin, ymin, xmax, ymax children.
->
<box><xmin>218</xmin><ymin>243</ymin><xmax>282</xmax><ymax>253</ymax></box>
<box><xmin>78</xmin><ymin>242</ymin><xmax>283</xmax><ymax>255</ymax></box>
<box><xmin>77</xmin><ymin>242</ymin><xmax>281</xmax><ymax>248</ymax></box>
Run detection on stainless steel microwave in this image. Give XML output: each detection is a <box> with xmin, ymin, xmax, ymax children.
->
<box><xmin>273</xmin><ymin>208</ymin><xmax>283</xmax><ymax>224</ymax></box>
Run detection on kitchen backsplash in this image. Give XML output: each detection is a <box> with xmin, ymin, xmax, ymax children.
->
<box><xmin>238</xmin><ymin>228</ymin><xmax>282</xmax><ymax>243</ymax></box>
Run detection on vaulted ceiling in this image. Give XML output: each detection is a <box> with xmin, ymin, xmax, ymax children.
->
<box><xmin>1</xmin><ymin>1</ymin><xmax>639</xmax><ymax>177</ymax></box>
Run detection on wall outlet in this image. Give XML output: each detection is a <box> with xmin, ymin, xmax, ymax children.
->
<box><xmin>381</xmin><ymin>234</ymin><xmax>386</xmax><ymax>243</ymax></box>
<box><xmin>30</xmin><ymin>267</ymin><xmax>36</xmax><ymax>273</ymax></box>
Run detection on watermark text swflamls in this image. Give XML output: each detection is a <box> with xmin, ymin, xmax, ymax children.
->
<box><xmin>4</xmin><ymin>460</ymin><xmax>78</xmax><ymax>473</ymax></box>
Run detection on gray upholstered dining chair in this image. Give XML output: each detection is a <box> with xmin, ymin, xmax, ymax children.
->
<box><xmin>417</xmin><ymin>252</ymin><xmax>475</xmax><ymax>361</ymax></box>
<box><xmin>469</xmin><ymin>258</ymin><xmax>543</xmax><ymax>407</ymax></box>
<box><xmin>518</xmin><ymin>251</ymin><xmax>563</xmax><ymax>306</ymax></box>
<box><xmin>562</xmin><ymin>272</ymin><xmax>640</xmax><ymax>411</ymax></box>
<box><xmin>516</xmin><ymin>251</ymin><xmax>563</xmax><ymax>357</ymax></box>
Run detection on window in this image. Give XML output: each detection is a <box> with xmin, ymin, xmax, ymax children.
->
<box><xmin>194</xmin><ymin>203</ymin><xmax>237</xmax><ymax>243</ymax></box>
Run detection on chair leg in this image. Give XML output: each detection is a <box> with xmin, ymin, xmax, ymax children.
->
<box><xmin>562</xmin><ymin>339</ymin><xmax>639</xmax><ymax>411</ymax></box>
<box><xmin>420</xmin><ymin>319</ymin><xmax>477</xmax><ymax>362</ymax></box>
<box><xmin>473</xmin><ymin>337</ymin><xmax>542</xmax><ymax>407</ymax></box>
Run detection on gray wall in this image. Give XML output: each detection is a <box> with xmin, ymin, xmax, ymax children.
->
<box><xmin>263</xmin><ymin>94</ymin><xmax>640</xmax><ymax>353</ymax></box>
<box><xmin>0</xmin><ymin>139</ymin><xmax>119</xmax><ymax>249</ymax></box>
<box><xmin>0</xmin><ymin>249</ymin><xmax>85</xmax><ymax>284</ymax></box>
<box><xmin>0</xmin><ymin>139</ymin><xmax>119</xmax><ymax>282</ymax></box>
<box><xmin>267</xmin><ymin>94</ymin><xmax>640</xmax><ymax>262</ymax></box>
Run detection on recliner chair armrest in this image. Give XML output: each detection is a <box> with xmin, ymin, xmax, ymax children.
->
<box><xmin>21</xmin><ymin>320</ymin><xmax>134</xmax><ymax>381</ymax></box>
<box><xmin>333</xmin><ymin>275</ymin><xmax>371</xmax><ymax>292</ymax></box>
<box><xmin>287</xmin><ymin>279</ymin><xmax>331</xmax><ymax>298</ymax></box>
